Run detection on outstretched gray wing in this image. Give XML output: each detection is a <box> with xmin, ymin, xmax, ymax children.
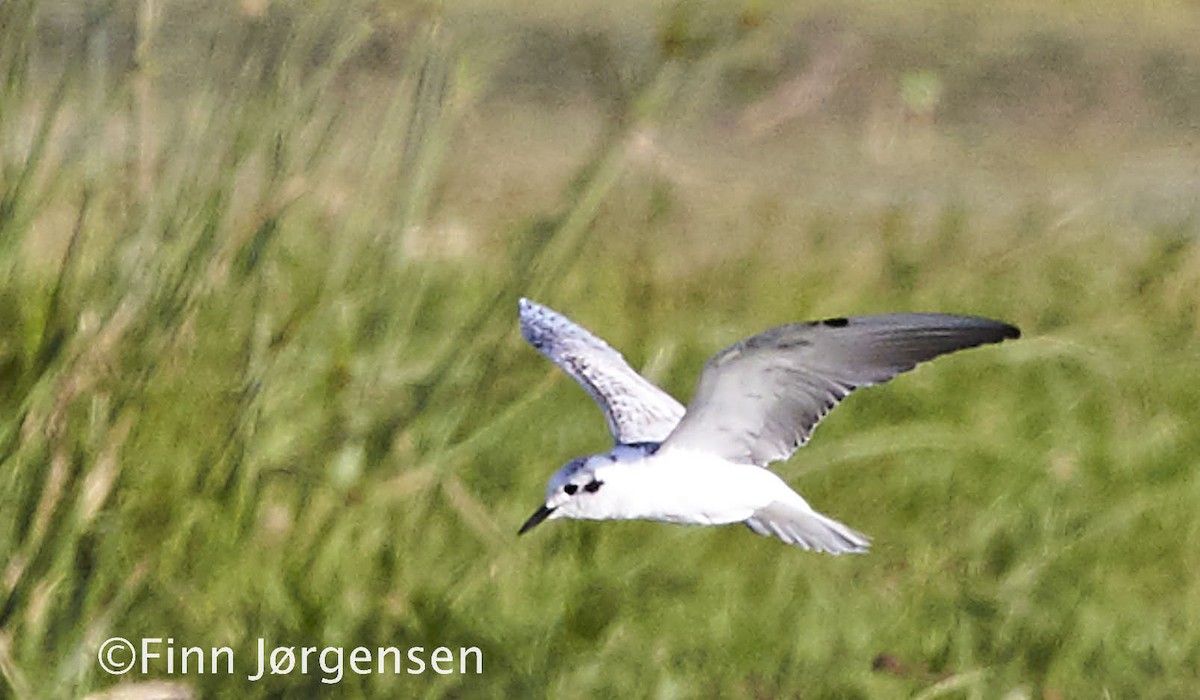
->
<box><xmin>660</xmin><ymin>313</ymin><xmax>1019</xmax><ymax>467</ymax></box>
<box><xmin>519</xmin><ymin>298</ymin><xmax>685</xmax><ymax>444</ymax></box>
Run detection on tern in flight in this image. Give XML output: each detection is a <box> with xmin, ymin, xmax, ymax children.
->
<box><xmin>516</xmin><ymin>298</ymin><xmax>1019</xmax><ymax>553</ymax></box>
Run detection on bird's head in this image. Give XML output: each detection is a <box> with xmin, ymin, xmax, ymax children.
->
<box><xmin>518</xmin><ymin>454</ymin><xmax>612</xmax><ymax>535</ymax></box>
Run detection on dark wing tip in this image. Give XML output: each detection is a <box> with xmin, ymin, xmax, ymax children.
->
<box><xmin>923</xmin><ymin>314</ymin><xmax>1019</xmax><ymax>343</ymax></box>
<box><xmin>974</xmin><ymin>318</ymin><xmax>1020</xmax><ymax>343</ymax></box>
<box><xmin>954</xmin><ymin>316</ymin><xmax>1020</xmax><ymax>348</ymax></box>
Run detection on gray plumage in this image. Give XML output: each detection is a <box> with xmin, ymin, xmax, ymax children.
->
<box><xmin>519</xmin><ymin>298</ymin><xmax>685</xmax><ymax>444</ymax></box>
<box><xmin>659</xmin><ymin>313</ymin><xmax>1021</xmax><ymax>467</ymax></box>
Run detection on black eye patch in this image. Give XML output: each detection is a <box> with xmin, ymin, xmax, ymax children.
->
<box><xmin>563</xmin><ymin>484</ymin><xmax>578</xmax><ymax>495</ymax></box>
<box><xmin>584</xmin><ymin>479</ymin><xmax>604</xmax><ymax>493</ymax></box>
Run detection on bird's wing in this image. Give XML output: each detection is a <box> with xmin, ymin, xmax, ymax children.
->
<box><xmin>659</xmin><ymin>313</ymin><xmax>1020</xmax><ymax>467</ymax></box>
<box><xmin>519</xmin><ymin>298</ymin><xmax>686</xmax><ymax>444</ymax></box>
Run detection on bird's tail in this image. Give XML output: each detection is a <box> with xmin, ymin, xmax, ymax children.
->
<box><xmin>745</xmin><ymin>502</ymin><xmax>870</xmax><ymax>554</ymax></box>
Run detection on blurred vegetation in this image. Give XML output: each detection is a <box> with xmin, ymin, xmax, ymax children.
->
<box><xmin>1</xmin><ymin>0</ymin><xmax>1198</xmax><ymax>697</ymax></box>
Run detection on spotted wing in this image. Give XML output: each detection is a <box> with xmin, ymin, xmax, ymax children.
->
<box><xmin>660</xmin><ymin>313</ymin><xmax>1019</xmax><ymax>467</ymax></box>
<box><xmin>519</xmin><ymin>298</ymin><xmax>685</xmax><ymax>444</ymax></box>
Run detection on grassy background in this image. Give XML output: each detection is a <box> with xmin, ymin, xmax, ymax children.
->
<box><xmin>2</xmin><ymin>0</ymin><xmax>1199</xmax><ymax>697</ymax></box>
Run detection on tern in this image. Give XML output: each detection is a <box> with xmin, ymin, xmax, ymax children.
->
<box><xmin>516</xmin><ymin>298</ymin><xmax>1019</xmax><ymax>553</ymax></box>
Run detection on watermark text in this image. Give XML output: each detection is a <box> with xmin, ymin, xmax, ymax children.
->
<box><xmin>97</xmin><ymin>637</ymin><xmax>482</xmax><ymax>684</ymax></box>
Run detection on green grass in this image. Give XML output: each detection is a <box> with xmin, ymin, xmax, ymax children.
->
<box><xmin>2</xmin><ymin>1</ymin><xmax>1199</xmax><ymax>698</ymax></box>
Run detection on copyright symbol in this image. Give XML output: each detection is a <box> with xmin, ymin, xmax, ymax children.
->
<box><xmin>98</xmin><ymin>637</ymin><xmax>135</xmax><ymax>675</ymax></box>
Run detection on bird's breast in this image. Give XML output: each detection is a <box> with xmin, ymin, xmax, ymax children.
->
<box><xmin>603</xmin><ymin>451</ymin><xmax>785</xmax><ymax>525</ymax></box>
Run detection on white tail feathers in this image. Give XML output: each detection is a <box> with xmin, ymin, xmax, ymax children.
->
<box><xmin>745</xmin><ymin>502</ymin><xmax>870</xmax><ymax>554</ymax></box>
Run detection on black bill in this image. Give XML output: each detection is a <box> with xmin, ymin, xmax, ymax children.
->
<box><xmin>518</xmin><ymin>504</ymin><xmax>555</xmax><ymax>535</ymax></box>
